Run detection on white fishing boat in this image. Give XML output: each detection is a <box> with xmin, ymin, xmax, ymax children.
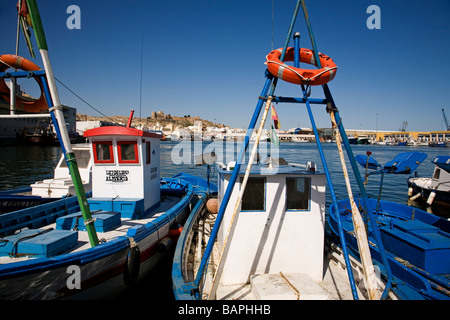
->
<box><xmin>173</xmin><ymin>159</ymin><xmax>390</xmax><ymax>300</ymax></box>
<box><xmin>171</xmin><ymin>0</ymin><xmax>444</xmax><ymax>301</ymax></box>
<box><xmin>0</xmin><ymin>120</ymin><xmax>203</xmax><ymax>299</ymax></box>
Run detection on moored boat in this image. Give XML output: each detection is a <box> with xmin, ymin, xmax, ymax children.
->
<box><xmin>330</xmin><ymin>151</ymin><xmax>450</xmax><ymax>299</ymax></box>
<box><xmin>329</xmin><ymin>197</ymin><xmax>450</xmax><ymax>300</ymax></box>
<box><xmin>172</xmin><ymin>0</ymin><xmax>410</xmax><ymax>301</ymax></box>
<box><xmin>0</xmin><ymin>122</ymin><xmax>204</xmax><ymax>299</ymax></box>
<box><xmin>0</xmin><ymin>120</ymin><xmax>207</xmax><ymax>299</ymax></box>
<box><xmin>0</xmin><ymin>143</ymin><xmax>91</xmax><ymax>214</ymax></box>
<box><xmin>172</xmin><ymin>0</ymin><xmax>450</xmax><ymax>301</ymax></box>
<box><xmin>0</xmin><ymin>0</ymin><xmax>206</xmax><ymax>298</ymax></box>
<box><xmin>173</xmin><ymin>159</ymin><xmax>394</xmax><ymax>300</ymax></box>
<box><xmin>408</xmin><ymin>155</ymin><xmax>450</xmax><ymax>207</ymax></box>
<box><xmin>429</xmin><ymin>141</ymin><xmax>447</xmax><ymax>147</ymax></box>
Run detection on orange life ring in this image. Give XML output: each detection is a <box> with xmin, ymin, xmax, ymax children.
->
<box><xmin>0</xmin><ymin>54</ymin><xmax>48</xmax><ymax>113</ymax></box>
<box><xmin>266</xmin><ymin>47</ymin><xmax>337</xmax><ymax>86</ymax></box>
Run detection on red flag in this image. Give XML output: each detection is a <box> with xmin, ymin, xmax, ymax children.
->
<box><xmin>17</xmin><ymin>0</ymin><xmax>32</xmax><ymax>26</ymax></box>
<box><xmin>16</xmin><ymin>0</ymin><xmax>35</xmax><ymax>58</ymax></box>
<box><xmin>271</xmin><ymin>104</ymin><xmax>281</xmax><ymax>129</ymax></box>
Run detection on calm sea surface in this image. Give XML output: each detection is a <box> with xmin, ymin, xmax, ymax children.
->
<box><xmin>0</xmin><ymin>141</ymin><xmax>448</xmax><ymax>301</ymax></box>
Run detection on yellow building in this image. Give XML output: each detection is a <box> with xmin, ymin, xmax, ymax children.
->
<box><xmin>344</xmin><ymin>129</ymin><xmax>450</xmax><ymax>144</ymax></box>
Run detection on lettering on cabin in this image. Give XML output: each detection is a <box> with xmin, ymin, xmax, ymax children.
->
<box><xmin>105</xmin><ymin>170</ymin><xmax>129</xmax><ymax>182</ymax></box>
<box><xmin>150</xmin><ymin>166</ymin><xmax>158</xmax><ymax>180</ymax></box>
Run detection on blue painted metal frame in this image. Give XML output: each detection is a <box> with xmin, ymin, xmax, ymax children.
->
<box><xmin>192</xmin><ymin>0</ymin><xmax>304</xmax><ymax>295</ymax></box>
<box><xmin>293</xmin><ymin>31</ymin><xmax>360</xmax><ymax>298</ymax></box>
<box><xmin>174</xmin><ymin>0</ymin><xmax>394</xmax><ymax>300</ymax></box>
<box><xmin>298</xmin><ymin>0</ymin><xmax>393</xmax><ymax>298</ymax></box>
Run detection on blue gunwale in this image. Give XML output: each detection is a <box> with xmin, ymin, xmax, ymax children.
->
<box><xmin>0</xmin><ymin>179</ymin><xmax>194</xmax><ymax>280</ymax></box>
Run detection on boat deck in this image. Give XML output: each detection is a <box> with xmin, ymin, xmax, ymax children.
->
<box><xmin>215</xmin><ymin>253</ymin><xmax>367</xmax><ymax>300</ymax></box>
<box><xmin>200</xmin><ymin>242</ymin><xmax>393</xmax><ymax>300</ymax></box>
<box><xmin>0</xmin><ymin>194</ymin><xmax>182</xmax><ymax>264</ymax></box>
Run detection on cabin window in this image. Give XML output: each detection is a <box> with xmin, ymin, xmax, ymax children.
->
<box><xmin>61</xmin><ymin>149</ymin><xmax>90</xmax><ymax>168</ymax></box>
<box><xmin>433</xmin><ymin>169</ymin><xmax>440</xmax><ymax>180</ymax></box>
<box><xmin>118</xmin><ymin>141</ymin><xmax>139</xmax><ymax>164</ymax></box>
<box><xmin>146</xmin><ymin>141</ymin><xmax>151</xmax><ymax>164</ymax></box>
<box><xmin>240</xmin><ymin>177</ymin><xmax>265</xmax><ymax>211</ymax></box>
<box><xmin>286</xmin><ymin>177</ymin><xmax>311</xmax><ymax>210</ymax></box>
<box><xmin>93</xmin><ymin>141</ymin><xmax>114</xmax><ymax>164</ymax></box>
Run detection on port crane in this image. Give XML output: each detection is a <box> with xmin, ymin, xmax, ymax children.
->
<box><xmin>399</xmin><ymin>121</ymin><xmax>408</xmax><ymax>132</ymax></box>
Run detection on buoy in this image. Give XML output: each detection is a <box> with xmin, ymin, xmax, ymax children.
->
<box><xmin>409</xmin><ymin>193</ymin><xmax>421</xmax><ymax>201</ymax></box>
<box><xmin>266</xmin><ymin>47</ymin><xmax>337</xmax><ymax>86</ymax></box>
<box><xmin>123</xmin><ymin>239</ymin><xmax>141</xmax><ymax>286</ymax></box>
<box><xmin>0</xmin><ymin>54</ymin><xmax>48</xmax><ymax>113</ymax></box>
<box><xmin>157</xmin><ymin>236</ymin><xmax>172</xmax><ymax>253</ymax></box>
<box><xmin>206</xmin><ymin>198</ymin><xmax>218</xmax><ymax>214</ymax></box>
<box><xmin>408</xmin><ymin>187</ymin><xmax>413</xmax><ymax>196</ymax></box>
<box><xmin>168</xmin><ymin>223</ymin><xmax>183</xmax><ymax>240</ymax></box>
<box><xmin>426</xmin><ymin>191</ymin><xmax>436</xmax><ymax>205</ymax></box>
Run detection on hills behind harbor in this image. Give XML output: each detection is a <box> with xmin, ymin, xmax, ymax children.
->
<box><xmin>76</xmin><ymin>111</ymin><xmax>228</xmax><ymax>132</ymax></box>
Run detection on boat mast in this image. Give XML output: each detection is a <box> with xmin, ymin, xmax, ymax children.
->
<box><xmin>298</xmin><ymin>0</ymin><xmax>393</xmax><ymax>298</ymax></box>
<box><xmin>25</xmin><ymin>0</ymin><xmax>99</xmax><ymax>247</ymax></box>
<box><xmin>9</xmin><ymin>0</ymin><xmax>22</xmax><ymax>116</ymax></box>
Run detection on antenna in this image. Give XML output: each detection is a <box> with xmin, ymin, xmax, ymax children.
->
<box><xmin>139</xmin><ymin>29</ymin><xmax>144</xmax><ymax>120</ymax></box>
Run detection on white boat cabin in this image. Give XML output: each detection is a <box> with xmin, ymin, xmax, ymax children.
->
<box><xmin>30</xmin><ymin>144</ymin><xmax>92</xmax><ymax>198</ymax></box>
<box><xmin>430</xmin><ymin>158</ymin><xmax>450</xmax><ymax>192</ymax></box>
<box><xmin>216</xmin><ymin>160</ymin><xmax>326</xmax><ymax>286</ymax></box>
<box><xmin>83</xmin><ymin>126</ymin><xmax>162</xmax><ymax>218</ymax></box>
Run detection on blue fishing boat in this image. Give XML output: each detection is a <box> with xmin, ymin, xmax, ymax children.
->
<box><xmin>408</xmin><ymin>155</ymin><xmax>450</xmax><ymax>207</ymax></box>
<box><xmin>172</xmin><ymin>0</ymin><xmax>437</xmax><ymax>301</ymax></box>
<box><xmin>0</xmin><ymin>117</ymin><xmax>206</xmax><ymax>299</ymax></box>
<box><xmin>429</xmin><ymin>141</ymin><xmax>447</xmax><ymax>147</ymax></box>
<box><xmin>328</xmin><ymin>151</ymin><xmax>450</xmax><ymax>300</ymax></box>
<box><xmin>0</xmin><ymin>0</ymin><xmax>207</xmax><ymax>299</ymax></box>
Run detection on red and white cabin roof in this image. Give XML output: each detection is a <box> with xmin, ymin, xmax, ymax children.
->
<box><xmin>84</xmin><ymin>126</ymin><xmax>162</xmax><ymax>139</ymax></box>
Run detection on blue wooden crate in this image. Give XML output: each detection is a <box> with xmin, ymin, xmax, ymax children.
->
<box><xmin>0</xmin><ymin>229</ymin><xmax>78</xmax><ymax>258</ymax></box>
<box><xmin>88</xmin><ymin>198</ymin><xmax>144</xmax><ymax>219</ymax></box>
<box><xmin>380</xmin><ymin>220</ymin><xmax>450</xmax><ymax>275</ymax></box>
<box><xmin>112</xmin><ymin>198</ymin><xmax>144</xmax><ymax>219</ymax></box>
<box><xmin>56</xmin><ymin>211</ymin><xmax>121</xmax><ymax>233</ymax></box>
<box><xmin>87</xmin><ymin>198</ymin><xmax>114</xmax><ymax>211</ymax></box>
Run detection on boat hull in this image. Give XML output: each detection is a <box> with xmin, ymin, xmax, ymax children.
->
<box><xmin>0</xmin><ymin>179</ymin><xmax>195</xmax><ymax>300</ymax></box>
<box><xmin>407</xmin><ymin>177</ymin><xmax>450</xmax><ymax>207</ymax></box>
<box><xmin>172</xmin><ymin>195</ymin><xmax>208</xmax><ymax>300</ymax></box>
<box><xmin>0</xmin><ymin>188</ymin><xmax>61</xmax><ymax>214</ymax></box>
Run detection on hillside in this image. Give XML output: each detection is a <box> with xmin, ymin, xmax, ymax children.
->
<box><xmin>76</xmin><ymin>111</ymin><xmax>227</xmax><ymax>130</ymax></box>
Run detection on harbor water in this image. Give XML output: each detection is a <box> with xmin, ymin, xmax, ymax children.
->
<box><xmin>1</xmin><ymin>141</ymin><xmax>446</xmax><ymax>217</ymax></box>
<box><xmin>0</xmin><ymin>141</ymin><xmax>448</xmax><ymax>300</ymax></box>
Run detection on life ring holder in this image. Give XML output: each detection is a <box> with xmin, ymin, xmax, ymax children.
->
<box><xmin>265</xmin><ymin>47</ymin><xmax>337</xmax><ymax>86</ymax></box>
<box><xmin>0</xmin><ymin>54</ymin><xmax>48</xmax><ymax>113</ymax></box>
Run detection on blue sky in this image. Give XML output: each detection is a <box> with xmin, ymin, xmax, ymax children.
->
<box><xmin>2</xmin><ymin>0</ymin><xmax>450</xmax><ymax>131</ymax></box>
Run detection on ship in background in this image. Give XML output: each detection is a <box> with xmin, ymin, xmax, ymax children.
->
<box><xmin>0</xmin><ymin>80</ymin><xmax>77</xmax><ymax>146</ymax></box>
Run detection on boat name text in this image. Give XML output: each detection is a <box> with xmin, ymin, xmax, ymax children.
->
<box><xmin>105</xmin><ymin>170</ymin><xmax>129</xmax><ymax>182</ymax></box>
